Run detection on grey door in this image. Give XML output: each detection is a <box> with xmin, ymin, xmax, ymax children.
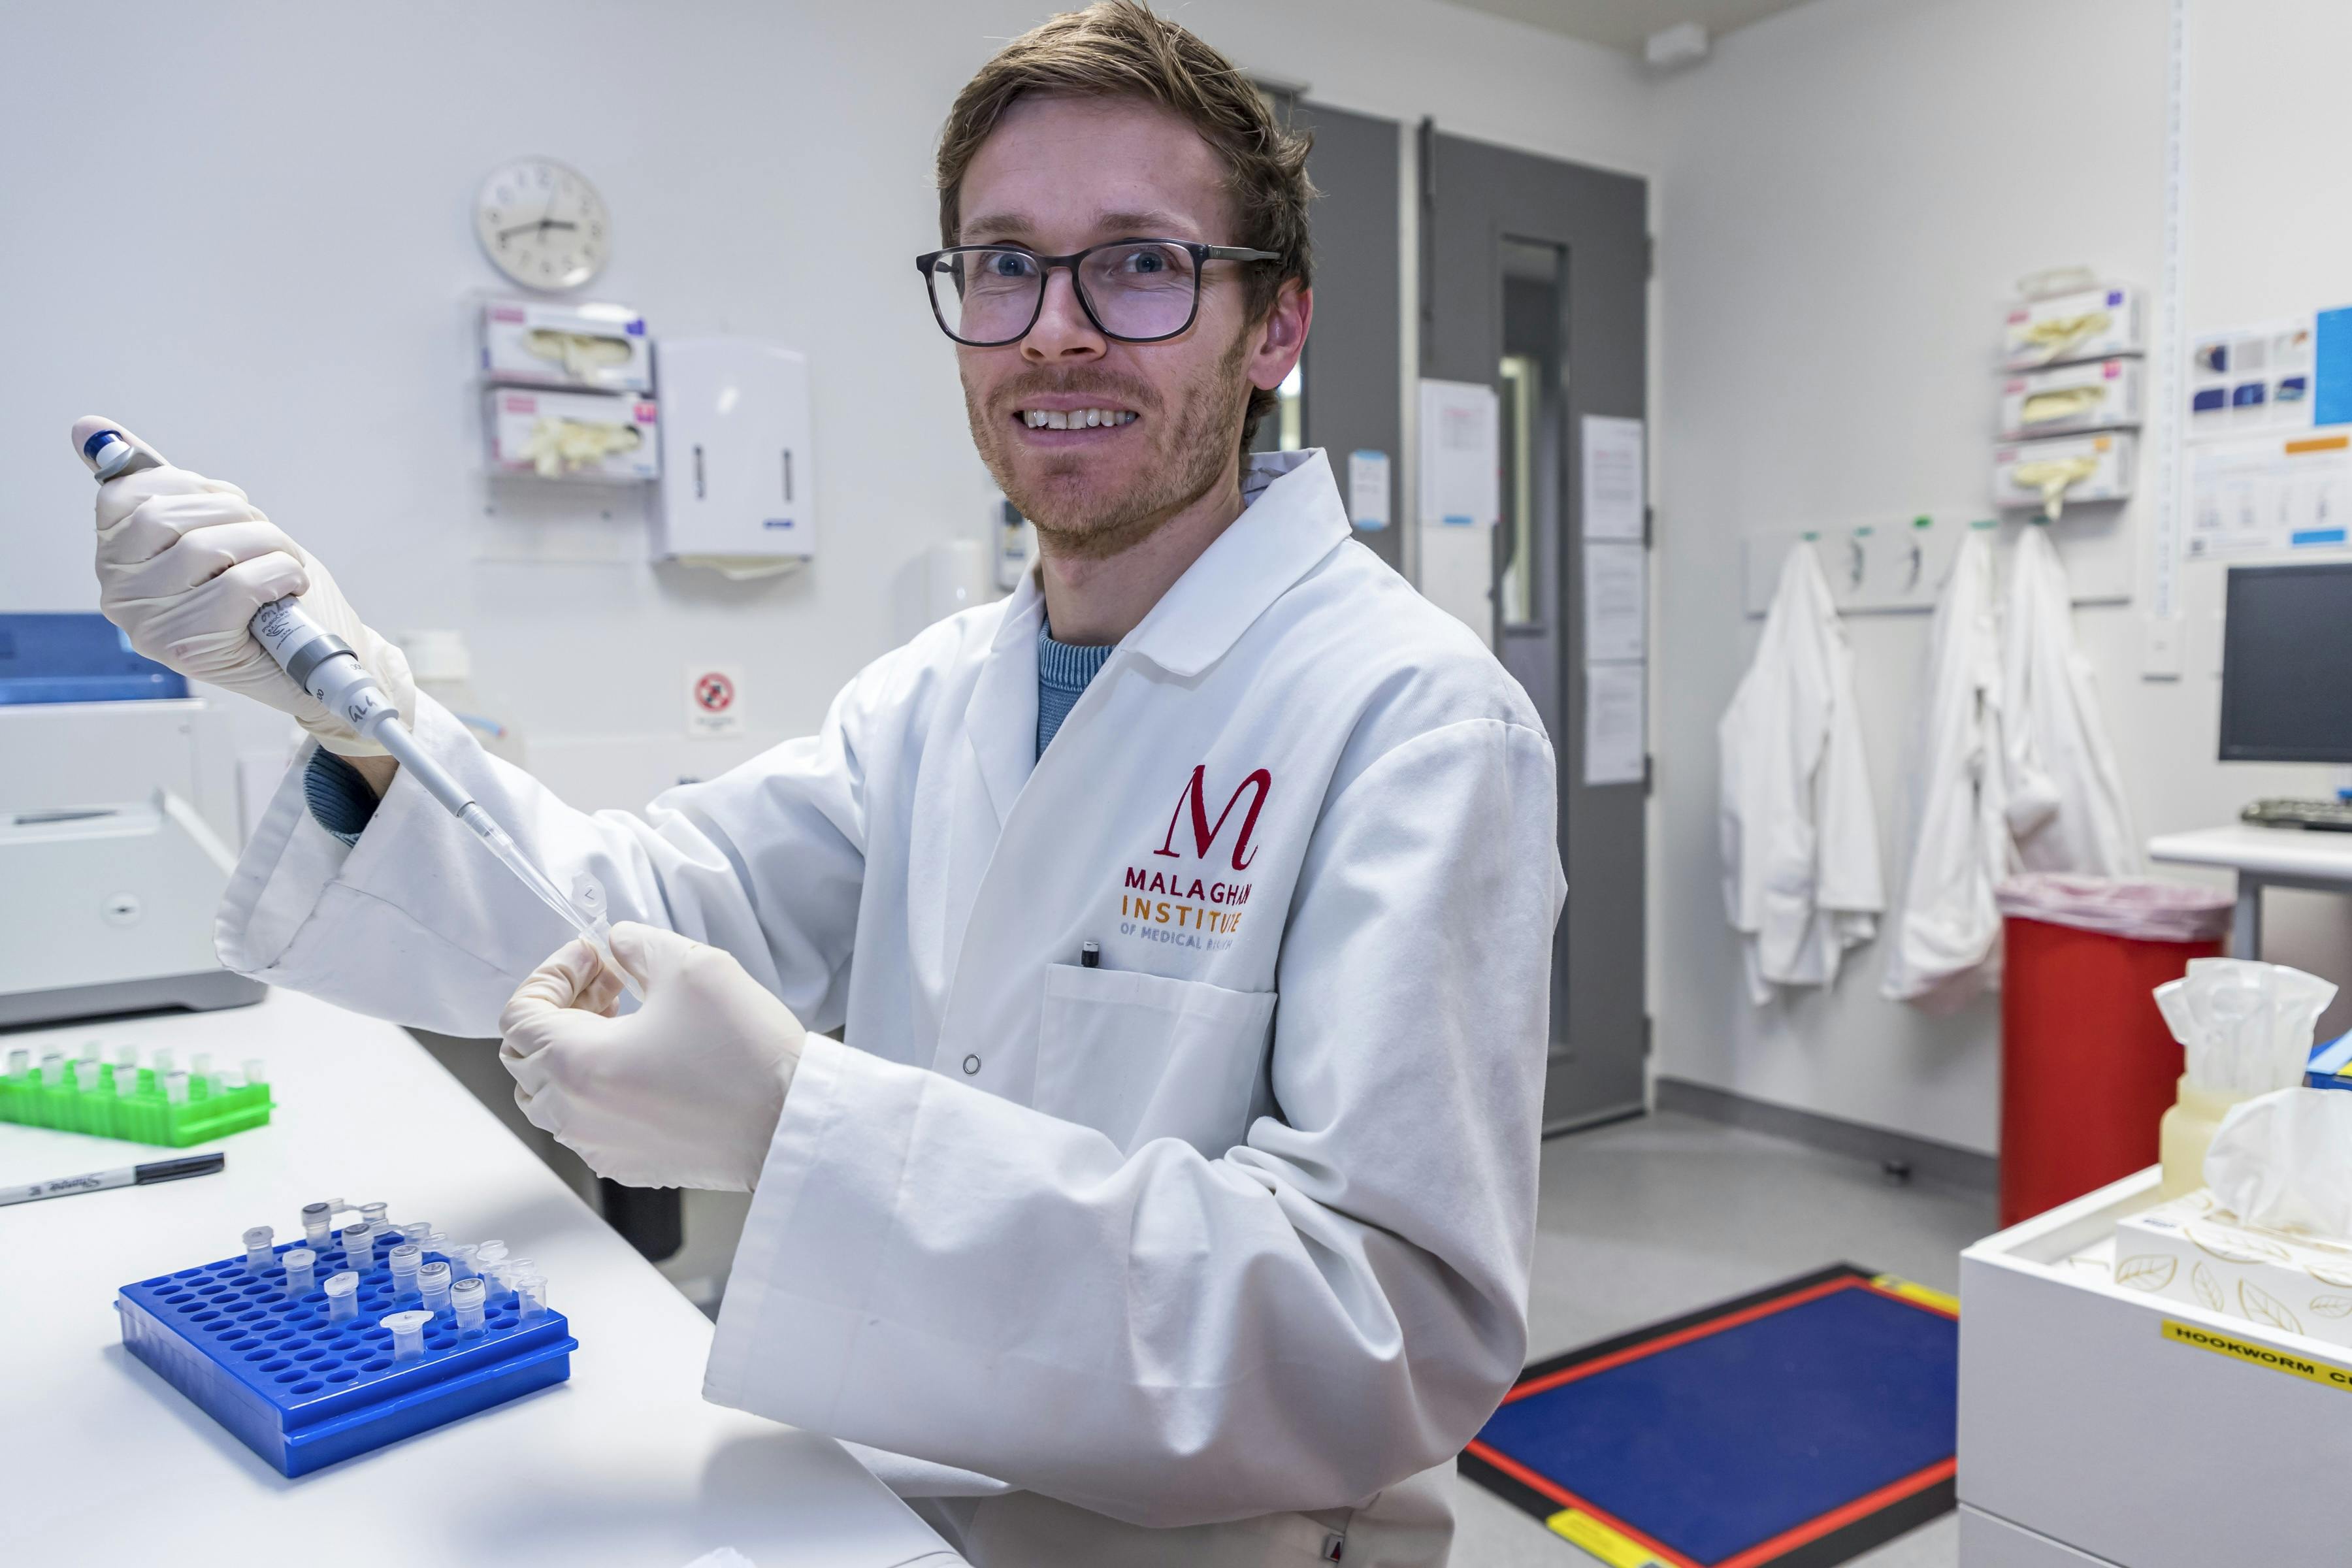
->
<box><xmin>1422</xmin><ymin>127</ymin><xmax>1648</xmax><ymax>1132</ymax></box>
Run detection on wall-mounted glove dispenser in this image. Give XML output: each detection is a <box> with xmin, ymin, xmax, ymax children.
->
<box><xmin>1999</xmin><ymin>357</ymin><xmax>2144</xmax><ymax>438</ymax></box>
<box><xmin>2001</xmin><ymin>283</ymin><xmax>2144</xmax><ymax>370</ymax></box>
<box><xmin>485</xmin><ymin>388</ymin><xmax>661</xmax><ymax>482</ymax></box>
<box><xmin>479</xmin><ymin>299</ymin><xmax>651</xmax><ymax>393</ymax></box>
<box><xmin>651</xmin><ymin>338</ymin><xmax>815</xmax><ymax>572</ymax></box>
<box><xmin>1993</xmin><ymin>432</ymin><xmax>2136</xmax><ymax>517</ymax></box>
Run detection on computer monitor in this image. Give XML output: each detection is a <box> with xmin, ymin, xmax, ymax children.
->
<box><xmin>2219</xmin><ymin>563</ymin><xmax>2352</xmax><ymax>762</ymax></box>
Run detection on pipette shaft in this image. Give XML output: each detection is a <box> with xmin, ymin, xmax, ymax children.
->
<box><xmin>82</xmin><ymin>429</ymin><xmax>640</xmax><ymax>1000</ymax></box>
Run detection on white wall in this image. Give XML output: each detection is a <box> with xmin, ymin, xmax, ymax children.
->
<box><xmin>1650</xmin><ymin>0</ymin><xmax>2352</xmax><ymax>1154</ymax></box>
<box><xmin>1</xmin><ymin>0</ymin><xmax>1648</xmax><ymax>813</ymax></box>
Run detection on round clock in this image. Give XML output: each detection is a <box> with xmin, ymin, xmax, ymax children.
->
<box><xmin>475</xmin><ymin>157</ymin><xmax>610</xmax><ymax>291</ymax></box>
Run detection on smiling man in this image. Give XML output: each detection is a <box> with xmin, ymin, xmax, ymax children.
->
<box><xmin>78</xmin><ymin>4</ymin><xmax>1563</xmax><ymax>1563</ymax></box>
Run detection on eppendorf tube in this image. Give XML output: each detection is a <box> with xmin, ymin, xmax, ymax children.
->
<box><xmin>451</xmin><ymin>1277</ymin><xmax>487</xmax><ymax>1336</ymax></box>
<box><xmin>464</xmin><ymin>821</ymin><xmax>642</xmax><ymax>1001</ymax></box>
<box><xmin>340</xmin><ymin>1220</ymin><xmax>373</xmax><ymax>1274</ymax></box>
<box><xmin>359</xmin><ymin>1200</ymin><xmax>390</xmax><ymax>1235</ymax></box>
<box><xmin>382</xmin><ymin>1309</ymin><xmax>431</xmax><ymax>1362</ymax></box>
<box><xmin>388</xmin><ymin>1243</ymin><xmax>422</xmax><ymax>1296</ymax></box>
<box><xmin>513</xmin><ymin>1273</ymin><xmax>549</xmax><ymax>1324</ymax></box>
<box><xmin>243</xmin><ymin>1226</ymin><xmax>275</xmax><ymax>1269</ymax></box>
<box><xmin>284</xmin><ymin>1248</ymin><xmax>318</xmax><ymax>1296</ymax></box>
<box><xmin>418</xmin><ymin>1260</ymin><xmax>451</xmax><ymax>1316</ymax></box>
<box><xmin>301</xmin><ymin>1201</ymin><xmax>333</xmax><ymax>1249</ymax></box>
<box><xmin>323</xmin><ymin>1270</ymin><xmax>360</xmax><ymax>1324</ymax></box>
<box><xmin>445</xmin><ymin>1243</ymin><xmax>480</xmax><ymax>1281</ymax></box>
<box><xmin>113</xmin><ymin>1066</ymin><xmax>140</xmax><ymax>1101</ymax></box>
<box><xmin>163</xmin><ymin>1070</ymin><xmax>189</xmax><ymax>1105</ymax></box>
<box><xmin>473</xmin><ymin>1240</ymin><xmax>508</xmax><ymax>1281</ymax></box>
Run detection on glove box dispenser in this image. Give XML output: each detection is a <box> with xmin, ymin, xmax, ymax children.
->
<box><xmin>652</xmin><ymin>338</ymin><xmax>815</xmax><ymax>566</ymax></box>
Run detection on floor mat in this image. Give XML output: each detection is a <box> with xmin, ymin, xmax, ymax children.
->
<box><xmin>1460</xmin><ymin>1264</ymin><xmax>1959</xmax><ymax>1568</ymax></box>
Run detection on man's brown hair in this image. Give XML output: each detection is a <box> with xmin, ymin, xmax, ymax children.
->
<box><xmin>935</xmin><ymin>1</ymin><xmax>1314</xmax><ymax>450</ymax></box>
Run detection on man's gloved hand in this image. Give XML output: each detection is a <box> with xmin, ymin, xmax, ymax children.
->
<box><xmin>499</xmin><ymin>923</ymin><xmax>805</xmax><ymax>1192</ymax></box>
<box><xmin>71</xmin><ymin>414</ymin><xmax>415</xmax><ymax>757</ymax></box>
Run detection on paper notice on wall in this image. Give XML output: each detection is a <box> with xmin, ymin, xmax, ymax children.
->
<box><xmin>1583</xmin><ymin>542</ymin><xmax>1646</xmax><ymax>662</ymax></box>
<box><xmin>2185</xmin><ymin>312</ymin><xmax>2352</xmax><ymax>442</ymax></box>
<box><xmin>686</xmin><ymin>664</ymin><xmax>745</xmax><ymax>736</ymax></box>
<box><xmin>1584</xmin><ymin>663</ymin><xmax>1646</xmax><ymax>786</ymax></box>
<box><xmin>2185</xmin><ymin>432</ymin><xmax>2352</xmax><ymax>559</ymax></box>
<box><xmin>1416</xmin><ymin>380</ymin><xmax>1500</xmax><ymax>647</ymax></box>
<box><xmin>1347</xmin><ymin>449</ymin><xmax>1392</xmax><ymax>530</ymax></box>
<box><xmin>1581</xmin><ymin>415</ymin><xmax>1645</xmax><ymax>540</ymax></box>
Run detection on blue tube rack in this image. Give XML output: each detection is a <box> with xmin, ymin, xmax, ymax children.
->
<box><xmin>116</xmin><ymin>1234</ymin><xmax>576</xmax><ymax>1477</ymax></box>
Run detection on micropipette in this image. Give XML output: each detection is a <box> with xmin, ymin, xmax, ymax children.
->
<box><xmin>80</xmin><ymin>427</ymin><xmax>641</xmax><ymax>1000</ymax></box>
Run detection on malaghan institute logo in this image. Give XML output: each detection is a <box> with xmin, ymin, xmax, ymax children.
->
<box><xmin>1118</xmin><ymin>765</ymin><xmax>1268</xmax><ymax>951</ymax></box>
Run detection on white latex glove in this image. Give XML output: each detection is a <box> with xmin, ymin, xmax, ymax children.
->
<box><xmin>71</xmin><ymin>414</ymin><xmax>415</xmax><ymax>757</ymax></box>
<box><xmin>498</xmin><ymin>923</ymin><xmax>804</xmax><ymax>1192</ymax></box>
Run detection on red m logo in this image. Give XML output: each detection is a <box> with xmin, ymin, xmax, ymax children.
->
<box><xmin>1154</xmin><ymin>765</ymin><xmax>1272</xmax><ymax>872</ymax></box>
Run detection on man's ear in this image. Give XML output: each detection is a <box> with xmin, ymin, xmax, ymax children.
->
<box><xmin>1247</xmin><ymin>279</ymin><xmax>1313</xmax><ymax>393</ymax></box>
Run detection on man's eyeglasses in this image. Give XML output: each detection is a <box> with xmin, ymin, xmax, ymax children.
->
<box><xmin>915</xmin><ymin>240</ymin><xmax>1279</xmax><ymax>348</ymax></box>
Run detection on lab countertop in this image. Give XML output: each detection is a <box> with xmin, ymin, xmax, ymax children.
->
<box><xmin>0</xmin><ymin>988</ymin><xmax>958</xmax><ymax>1568</ymax></box>
<box><xmin>2148</xmin><ymin>821</ymin><xmax>2352</xmax><ymax>883</ymax></box>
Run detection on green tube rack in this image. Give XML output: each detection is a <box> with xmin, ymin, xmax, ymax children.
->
<box><xmin>0</xmin><ymin>1056</ymin><xmax>272</xmax><ymax>1147</ymax></box>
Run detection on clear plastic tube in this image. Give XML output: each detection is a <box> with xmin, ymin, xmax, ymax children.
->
<box><xmin>243</xmin><ymin>1226</ymin><xmax>274</xmax><ymax>1269</ymax></box>
<box><xmin>460</xmin><ymin>811</ymin><xmax>642</xmax><ymax>1000</ymax></box>
<box><xmin>324</xmin><ymin>1270</ymin><xmax>359</xmax><ymax>1323</ymax></box>
<box><xmin>514</xmin><ymin>1273</ymin><xmax>548</xmax><ymax>1324</ymax></box>
<box><xmin>340</xmin><ymin>1220</ymin><xmax>373</xmax><ymax>1274</ymax></box>
<box><xmin>388</xmin><ymin>1243</ymin><xmax>422</xmax><ymax>1294</ymax></box>
<box><xmin>113</xmin><ymin>1066</ymin><xmax>140</xmax><ymax>1099</ymax></box>
<box><xmin>301</xmin><ymin>1202</ymin><xmax>333</xmax><ymax>1249</ymax></box>
<box><xmin>359</xmin><ymin>1201</ymin><xmax>390</xmax><ymax>1233</ymax></box>
<box><xmin>163</xmin><ymin>1070</ymin><xmax>189</xmax><ymax>1105</ymax></box>
<box><xmin>79</xmin><ymin>1041</ymin><xmax>102</xmax><ymax>1064</ymax></box>
<box><xmin>284</xmin><ymin>1248</ymin><xmax>317</xmax><ymax>1296</ymax></box>
<box><xmin>419</xmin><ymin>1260</ymin><xmax>451</xmax><ymax>1316</ymax></box>
<box><xmin>382</xmin><ymin>1309</ymin><xmax>431</xmax><ymax>1360</ymax></box>
<box><xmin>451</xmin><ymin>1277</ymin><xmax>487</xmax><ymax>1335</ymax></box>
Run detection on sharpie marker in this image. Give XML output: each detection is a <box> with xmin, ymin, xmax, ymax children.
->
<box><xmin>0</xmin><ymin>1151</ymin><xmax>225</xmax><ymax>1207</ymax></box>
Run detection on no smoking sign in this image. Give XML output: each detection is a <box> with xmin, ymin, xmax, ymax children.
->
<box><xmin>685</xmin><ymin>663</ymin><xmax>745</xmax><ymax>736</ymax></box>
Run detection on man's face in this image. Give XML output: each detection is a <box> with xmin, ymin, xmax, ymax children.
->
<box><xmin>953</xmin><ymin>93</ymin><xmax>1306</xmax><ymax>559</ymax></box>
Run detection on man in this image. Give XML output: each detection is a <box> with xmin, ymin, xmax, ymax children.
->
<box><xmin>78</xmin><ymin>4</ymin><xmax>1562</xmax><ymax>1561</ymax></box>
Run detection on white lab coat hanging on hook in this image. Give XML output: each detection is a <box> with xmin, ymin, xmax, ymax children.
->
<box><xmin>1720</xmin><ymin>544</ymin><xmax>1884</xmax><ymax>1004</ymax></box>
<box><xmin>2002</xmin><ymin>523</ymin><xmax>2142</xmax><ymax>875</ymax></box>
<box><xmin>1883</xmin><ymin>529</ymin><xmax>2009</xmax><ymax>1010</ymax></box>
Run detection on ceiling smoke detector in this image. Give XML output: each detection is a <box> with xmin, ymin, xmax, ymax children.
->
<box><xmin>1644</xmin><ymin>21</ymin><xmax>1710</xmax><ymax>70</ymax></box>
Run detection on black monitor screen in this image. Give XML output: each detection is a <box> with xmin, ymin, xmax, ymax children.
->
<box><xmin>2221</xmin><ymin>563</ymin><xmax>2352</xmax><ymax>762</ymax></box>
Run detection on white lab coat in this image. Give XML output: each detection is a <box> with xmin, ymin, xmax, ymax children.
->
<box><xmin>1718</xmin><ymin>546</ymin><xmax>1884</xmax><ymax>1005</ymax></box>
<box><xmin>2001</xmin><ymin>525</ymin><xmax>2142</xmax><ymax>875</ymax></box>
<box><xmin>1881</xmin><ymin>530</ymin><xmax>2008</xmax><ymax>1011</ymax></box>
<box><xmin>218</xmin><ymin>449</ymin><xmax>1565</xmax><ymax>1568</ymax></box>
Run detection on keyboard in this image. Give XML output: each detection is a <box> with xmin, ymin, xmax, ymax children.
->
<box><xmin>2242</xmin><ymin>797</ymin><xmax>2352</xmax><ymax>832</ymax></box>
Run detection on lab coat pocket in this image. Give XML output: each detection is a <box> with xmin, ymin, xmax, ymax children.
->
<box><xmin>1036</xmin><ymin>964</ymin><xmax>1276</xmax><ymax>1158</ymax></box>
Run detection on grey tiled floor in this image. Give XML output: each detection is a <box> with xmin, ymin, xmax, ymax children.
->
<box><xmin>1452</xmin><ymin>1110</ymin><xmax>1997</xmax><ymax>1568</ymax></box>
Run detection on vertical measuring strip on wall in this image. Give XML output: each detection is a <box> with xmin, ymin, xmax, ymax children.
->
<box><xmin>2144</xmin><ymin>0</ymin><xmax>2189</xmax><ymax>678</ymax></box>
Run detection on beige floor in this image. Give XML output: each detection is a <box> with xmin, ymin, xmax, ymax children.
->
<box><xmin>416</xmin><ymin>1032</ymin><xmax>1993</xmax><ymax>1566</ymax></box>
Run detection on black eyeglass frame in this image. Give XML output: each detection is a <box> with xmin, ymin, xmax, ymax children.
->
<box><xmin>915</xmin><ymin>239</ymin><xmax>1282</xmax><ymax>347</ymax></box>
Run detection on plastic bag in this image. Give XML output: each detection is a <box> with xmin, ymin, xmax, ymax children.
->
<box><xmin>2207</xmin><ymin>1088</ymin><xmax>2352</xmax><ymax>1239</ymax></box>
<box><xmin>1995</xmin><ymin>873</ymin><xmax>2232</xmax><ymax>943</ymax></box>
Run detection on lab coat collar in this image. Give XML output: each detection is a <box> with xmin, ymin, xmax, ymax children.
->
<box><xmin>1124</xmin><ymin>447</ymin><xmax>1349</xmax><ymax>678</ymax></box>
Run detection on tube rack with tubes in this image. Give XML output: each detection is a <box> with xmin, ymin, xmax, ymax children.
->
<box><xmin>113</xmin><ymin>1201</ymin><xmax>574</xmax><ymax>1477</ymax></box>
<box><xmin>0</xmin><ymin>1047</ymin><xmax>272</xmax><ymax>1147</ymax></box>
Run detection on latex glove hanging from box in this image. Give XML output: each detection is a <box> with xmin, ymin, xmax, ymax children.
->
<box><xmin>74</xmin><ymin>416</ymin><xmax>416</xmax><ymax>757</ymax></box>
<box><xmin>2207</xmin><ymin>1088</ymin><xmax>2352</xmax><ymax>1239</ymax></box>
<box><xmin>499</xmin><ymin>923</ymin><xmax>804</xmax><ymax>1191</ymax></box>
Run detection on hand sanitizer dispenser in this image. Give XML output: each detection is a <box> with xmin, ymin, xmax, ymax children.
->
<box><xmin>652</xmin><ymin>338</ymin><xmax>815</xmax><ymax>572</ymax></box>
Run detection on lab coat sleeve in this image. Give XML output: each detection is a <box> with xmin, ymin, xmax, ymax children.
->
<box><xmin>214</xmin><ymin>682</ymin><xmax>872</xmax><ymax>1039</ymax></box>
<box><xmin>704</xmin><ymin>718</ymin><xmax>1563</xmax><ymax>1528</ymax></box>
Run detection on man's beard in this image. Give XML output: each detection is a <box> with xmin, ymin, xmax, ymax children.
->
<box><xmin>964</xmin><ymin>331</ymin><xmax>1250</xmax><ymax>563</ymax></box>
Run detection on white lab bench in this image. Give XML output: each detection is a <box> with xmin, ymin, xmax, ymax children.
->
<box><xmin>0</xmin><ymin>988</ymin><xmax>960</xmax><ymax>1568</ymax></box>
<box><xmin>2148</xmin><ymin>821</ymin><xmax>2352</xmax><ymax>958</ymax></box>
<box><xmin>1957</xmin><ymin>1167</ymin><xmax>2349</xmax><ymax>1565</ymax></box>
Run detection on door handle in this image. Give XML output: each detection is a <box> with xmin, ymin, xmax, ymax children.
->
<box><xmin>693</xmin><ymin>445</ymin><xmax>706</xmax><ymax>500</ymax></box>
<box><xmin>781</xmin><ymin>449</ymin><xmax>793</xmax><ymax>503</ymax></box>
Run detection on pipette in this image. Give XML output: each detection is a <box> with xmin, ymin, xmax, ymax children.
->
<box><xmin>80</xmin><ymin>427</ymin><xmax>640</xmax><ymax>1001</ymax></box>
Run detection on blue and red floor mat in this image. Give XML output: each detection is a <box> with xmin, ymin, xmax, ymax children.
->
<box><xmin>1460</xmin><ymin>1264</ymin><xmax>1959</xmax><ymax>1568</ymax></box>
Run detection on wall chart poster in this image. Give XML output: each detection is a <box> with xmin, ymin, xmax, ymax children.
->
<box><xmin>2183</xmin><ymin>308</ymin><xmax>2352</xmax><ymax>559</ymax></box>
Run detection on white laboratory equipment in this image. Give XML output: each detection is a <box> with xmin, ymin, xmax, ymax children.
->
<box><xmin>651</xmin><ymin>337</ymin><xmax>815</xmax><ymax>570</ymax></box>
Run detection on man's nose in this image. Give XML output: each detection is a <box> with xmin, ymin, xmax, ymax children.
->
<box><xmin>1023</xmin><ymin>269</ymin><xmax>1105</xmax><ymax>364</ymax></box>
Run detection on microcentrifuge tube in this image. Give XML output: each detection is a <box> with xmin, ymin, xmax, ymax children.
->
<box><xmin>420</xmin><ymin>1229</ymin><xmax>450</xmax><ymax>1263</ymax></box>
<box><xmin>243</xmin><ymin>1226</ymin><xmax>275</xmax><ymax>1269</ymax></box>
<box><xmin>451</xmin><ymin>1277</ymin><xmax>487</xmax><ymax>1336</ymax></box>
<box><xmin>382</xmin><ymin>1309</ymin><xmax>431</xmax><ymax>1362</ymax></box>
<box><xmin>388</xmin><ymin>1243</ymin><xmax>422</xmax><ymax>1295</ymax></box>
<box><xmin>114</xmin><ymin>1065</ymin><xmax>139</xmax><ymax>1099</ymax></box>
<box><xmin>323</xmin><ymin>1271</ymin><xmax>359</xmax><ymax>1324</ymax></box>
<box><xmin>163</xmin><ymin>1070</ymin><xmax>189</xmax><ymax>1105</ymax></box>
<box><xmin>242</xmin><ymin>1057</ymin><xmax>266</xmax><ymax>1086</ymax></box>
<box><xmin>474</xmin><ymin>1240</ymin><xmax>508</xmax><ymax>1277</ymax></box>
<box><xmin>418</xmin><ymin>1260</ymin><xmax>451</xmax><ymax>1316</ymax></box>
<box><xmin>79</xmin><ymin>1040</ymin><xmax>101</xmax><ymax>1064</ymax></box>
<box><xmin>6</xmin><ymin>1048</ymin><xmax>28</xmax><ymax>1077</ymax></box>
<box><xmin>189</xmin><ymin>1052</ymin><xmax>211</xmax><ymax>1077</ymax></box>
<box><xmin>340</xmin><ymin>1220</ymin><xmax>372</xmax><ymax>1273</ymax></box>
<box><xmin>301</xmin><ymin>1202</ymin><xmax>333</xmax><ymax>1248</ymax></box>
<box><xmin>151</xmin><ymin>1048</ymin><xmax>175</xmax><ymax>1078</ymax></box>
<box><xmin>114</xmin><ymin>1043</ymin><xmax>137</xmax><ymax>1067</ymax></box>
<box><xmin>446</xmin><ymin>1243</ymin><xmax>480</xmax><ymax>1281</ymax></box>
<box><xmin>203</xmin><ymin>1071</ymin><xmax>227</xmax><ymax>1098</ymax></box>
<box><xmin>513</xmin><ymin>1273</ymin><xmax>548</xmax><ymax>1324</ymax></box>
<box><xmin>39</xmin><ymin>1052</ymin><xmax>63</xmax><ymax>1086</ymax></box>
<box><xmin>359</xmin><ymin>1200</ymin><xmax>390</xmax><ymax>1235</ymax></box>
<box><xmin>284</xmin><ymin>1248</ymin><xmax>317</xmax><ymax>1296</ymax></box>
